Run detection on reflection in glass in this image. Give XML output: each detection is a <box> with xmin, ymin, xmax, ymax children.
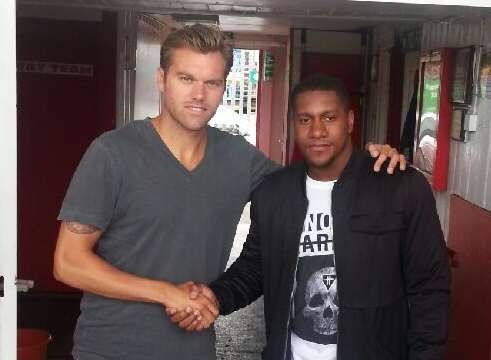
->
<box><xmin>415</xmin><ymin>59</ymin><xmax>441</xmax><ymax>174</ymax></box>
<box><xmin>479</xmin><ymin>50</ymin><xmax>491</xmax><ymax>100</ymax></box>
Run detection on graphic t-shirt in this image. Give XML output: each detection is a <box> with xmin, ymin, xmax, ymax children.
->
<box><xmin>291</xmin><ymin>176</ymin><xmax>338</xmax><ymax>360</ymax></box>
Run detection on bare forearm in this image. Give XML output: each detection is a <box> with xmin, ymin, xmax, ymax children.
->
<box><xmin>55</xmin><ymin>248</ymin><xmax>169</xmax><ymax>304</ymax></box>
<box><xmin>53</xmin><ymin>222</ymin><xmax>172</xmax><ymax>305</ymax></box>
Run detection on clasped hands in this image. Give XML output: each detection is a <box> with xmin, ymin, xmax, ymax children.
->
<box><xmin>165</xmin><ymin>282</ymin><xmax>219</xmax><ymax>332</ymax></box>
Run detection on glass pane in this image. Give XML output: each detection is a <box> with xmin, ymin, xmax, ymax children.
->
<box><xmin>414</xmin><ymin>60</ymin><xmax>440</xmax><ymax>174</ymax></box>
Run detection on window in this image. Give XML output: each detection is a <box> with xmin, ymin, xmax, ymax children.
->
<box><xmin>243</xmin><ymin>97</ymin><xmax>248</xmax><ymax>114</ymax></box>
<box><xmin>235</xmin><ymin>81</ymin><xmax>241</xmax><ymax>98</ymax></box>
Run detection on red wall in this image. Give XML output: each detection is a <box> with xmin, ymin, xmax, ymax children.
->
<box><xmin>447</xmin><ymin>195</ymin><xmax>491</xmax><ymax>360</ymax></box>
<box><xmin>17</xmin><ymin>13</ymin><xmax>117</xmax><ymax>292</ymax></box>
<box><xmin>432</xmin><ymin>49</ymin><xmax>453</xmax><ymax>192</ymax></box>
<box><xmin>290</xmin><ymin>53</ymin><xmax>363</xmax><ymax>163</ymax></box>
<box><xmin>257</xmin><ymin>45</ymin><xmax>289</xmax><ymax>164</ymax></box>
<box><xmin>301</xmin><ymin>53</ymin><xmax>363</xmax><ymax>149</ymax></box>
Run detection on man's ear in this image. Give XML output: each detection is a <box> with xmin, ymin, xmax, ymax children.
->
<box><xmin>156</xmin><ymin>67</ymin><xmax>165</xmax><ymax>92</ymax></box>
<box><xmin>348</xmin><ymin>109</ymin><xmax>354</xmax><ymax>134</ymax></box>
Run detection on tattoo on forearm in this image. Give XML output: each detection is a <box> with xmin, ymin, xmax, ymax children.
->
<box><xmin>64</xmin><ymin>221</ymin><xmax>98</xmax><ymax>234</ymax></box>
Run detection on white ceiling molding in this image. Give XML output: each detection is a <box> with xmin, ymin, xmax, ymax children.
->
<box><xmin>350</xmin><ymin>0</ymin><xmax>491</xmax><ymax>7</ymax></box>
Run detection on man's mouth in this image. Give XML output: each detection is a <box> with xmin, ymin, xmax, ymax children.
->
<box><xmin>185</xmin><ymin>104</ymin><xmax>207</xmax><ymax>113</ymax></box>
<box><xmin>308</xmin><ymin>143</ymin><xmax>331</xmax><ymax>151</ymax></box>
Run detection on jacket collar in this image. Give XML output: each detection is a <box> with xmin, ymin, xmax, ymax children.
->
<box><xmin>292</xmin><ymin>148</ymin><xmax>367</xmax><ymax>194</ymax></box>
<box><xmin>336</xmin><ymin>148</ymin><xmax>367</xmax><ymax>186</ymax></box>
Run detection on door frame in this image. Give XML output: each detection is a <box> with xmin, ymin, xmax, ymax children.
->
<box><xmin>0</xmin><ymin>0</ymin><xmax>18</xmax><ymax>358</ymax></box>
<box><xmin>234</xmin><ymin>35</ymin><xmax>291</xmax><ymax>165</ymax></box>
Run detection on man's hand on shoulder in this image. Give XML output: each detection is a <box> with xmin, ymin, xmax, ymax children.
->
<box><xmin>166</xmin><ymin>283</ymin><xmax>220</xmax><ymax>332</ymax></box>
<box><xmin>366</xmin><ymin>142</ymin><xmax>407</xmax><ymax>174</ymax></box>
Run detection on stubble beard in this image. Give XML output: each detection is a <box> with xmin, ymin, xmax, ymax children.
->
<box><xmin>306</xmin><ymin>137</ymin><xmax>352</xmax><ymax>180</ymax></box>
<box><xmin>164</xmin><ymin>104</ymin><xmax>212</xmax><ymax>133</ymax></box>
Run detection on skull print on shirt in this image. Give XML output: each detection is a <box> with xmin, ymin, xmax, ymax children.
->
<box><xmin>291</xmin><ymin>177</ymin><xmax>338</xmax><ymax>346</ymax></box>
<box><xmin>303</xmin><ymin>267</ymin><xmax>338</xmax><ymax>335</ymax></box>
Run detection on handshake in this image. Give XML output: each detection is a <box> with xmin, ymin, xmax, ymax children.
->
<box><xmin>165</xmin><ymin>282</ymin><xmax>219</xmax><ymax>332</ymax></box>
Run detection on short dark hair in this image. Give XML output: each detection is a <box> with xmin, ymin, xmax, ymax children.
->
<box><xmin>160</xmin><ymin>23</ymin><xmax>234</xmax><ymax>77</ymax></box>
<box><xmin>290</xmin><ymin>74</ymin><xmax>351</xmax><ymax>112</ymax></box>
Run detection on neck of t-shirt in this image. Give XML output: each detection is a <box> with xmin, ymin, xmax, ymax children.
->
<box><xmin>306</xmin><ymin>174</ymin><xmax>337</xmax><ymax>188</ymax></box>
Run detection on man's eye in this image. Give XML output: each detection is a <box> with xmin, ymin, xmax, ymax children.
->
<box><xmin>323</xmin><ymin>114</ymin><xmax>335</xmax><ymax>122</ymax></box>
<box><xmin>298</xmin><ymin>118</ymin><xmax>310</xmax><ymax>124</ymax></box>
<box><xmin>180</xmin><ymin>76</ymin><xmax>192</xmax><ymax>83</ymax></box>
<box><xmin>207</xmin><ymin>81</ymin><xmax>221</xmax><ymax>88</ymax></box>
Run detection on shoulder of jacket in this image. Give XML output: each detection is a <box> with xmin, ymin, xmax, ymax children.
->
<box><xmin>255</xmin><ymin>164</ymin><xmax>302</xmax><ymax>193</ymax></box>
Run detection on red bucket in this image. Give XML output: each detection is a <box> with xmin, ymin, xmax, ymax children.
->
<box><xmin>17</xmin><ymin>328</ymin><xmax>52</xmax><ymax>360</ymax></box>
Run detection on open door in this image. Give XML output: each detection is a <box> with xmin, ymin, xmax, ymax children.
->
<box><xmin>0</xmin><ymin>1</ymin><xmax>17</xmax><ymax>358</ymax></box>
<box><xmin>246</xmin><ymin>37</ymin><xmax>289</xmax><ymax>164</ymax></box>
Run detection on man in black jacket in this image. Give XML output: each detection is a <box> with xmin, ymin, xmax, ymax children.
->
<box><xmin>172</xmin><ymin>75</ymin><xmax>451</xmax><ymax>360</ymax></box>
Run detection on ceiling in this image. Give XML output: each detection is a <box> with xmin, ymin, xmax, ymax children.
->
<box><xmin>17</xmin><ymin>0</ymin><xmax>491</xmax><ymax>32</ymax></box>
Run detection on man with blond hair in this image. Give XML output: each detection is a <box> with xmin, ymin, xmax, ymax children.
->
<box><xmin>54</xmin><ymin>24</ymin><xmax>404</xmax><ymax>360</ymax></box>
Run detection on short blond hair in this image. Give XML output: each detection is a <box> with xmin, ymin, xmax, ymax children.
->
<box><xmin>160</xmin><ymin>23</ymin><xmax>234</xmax><ymax>77</ymax></box>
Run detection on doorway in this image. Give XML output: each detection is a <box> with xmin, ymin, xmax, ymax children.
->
<box><xmin>209</xmin><ymin>48</ymin><xmax>260</xmax><ymax>146</ymax></box>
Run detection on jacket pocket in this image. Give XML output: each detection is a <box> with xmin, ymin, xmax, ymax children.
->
<box><xmin>341</xmin><ymin>212</ymin><xmax>405</xmax><ymax>307</ymax></box>
<box><xmin>350</xmin><ymin>212</ymin><xmax>404</xmax><ymax>234</ymax></box>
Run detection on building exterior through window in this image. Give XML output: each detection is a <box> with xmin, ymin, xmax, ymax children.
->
<box><xmin>209</xmin><ymin>49</ymin><xmax>260</xmax><ymax>145</ymax></box>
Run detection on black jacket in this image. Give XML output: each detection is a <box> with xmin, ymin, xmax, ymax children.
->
<box><xmin>210</xmin><ymin>149</ymin><xmax>451</xmax><ymax>360</ymax></box>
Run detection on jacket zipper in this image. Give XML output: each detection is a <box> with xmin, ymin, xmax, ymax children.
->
<box><xmin>283</xmin><ymin>237</ymin><xmax>301</xmax><ymax>360</ymax></box>
<box><xmin>332</xmin><ymin>183</ymin><xmax>341</xmax><ymax>358</ymax></box>
<box><xmin>283</xmin><ymin>190</ymin><xmax>307</xmax><ymax>360</ymax></box>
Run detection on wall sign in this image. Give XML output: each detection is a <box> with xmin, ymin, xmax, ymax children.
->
<box><xmin>17</xmin><ymin>61</ymin><xmax>94</xmax><ymax>77</ymax></box>
<box><xmin>263</xmin><ymin>52</ymin><xmax>275</xmax><ymax>81</ymax></box>
<box><xmin>414</xmin><ymin>48</ymin><xmax>453</xmax><ymax>192</ymax></box>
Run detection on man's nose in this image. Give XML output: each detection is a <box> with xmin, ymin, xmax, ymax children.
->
<box><xmin>309</xmin><ymin>118</ymin><xmax>327</xmax><ymax>138</ymax></box>
<box><xmin>191</xmin><ymin>82</ymin><xmax>205</xmax><ymax>100</ymax></box>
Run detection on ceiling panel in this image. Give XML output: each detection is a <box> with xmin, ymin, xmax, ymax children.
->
<box><xmin>17</xmin><ymin>0</ymin><xmax>491</xmax><ymax>32</ymax></box>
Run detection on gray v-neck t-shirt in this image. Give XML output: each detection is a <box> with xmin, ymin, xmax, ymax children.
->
<box><xmin>58</xmin><ymin>119</ymin><xmax>278</xmax><ymax>359</ymax></box>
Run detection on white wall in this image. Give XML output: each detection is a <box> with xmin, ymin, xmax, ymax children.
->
<box><xmin>421</xmin><ymin>16</ymin><xmax>491</xmax><ymax>236</ymax></box>
<box><xmin>0</xmin><ymin>1</ymin><xmax>17</xmax><ymax>358</ymax></box>
<box><xmin>134</xmin><ymin>14</ymin><xmax>170</xmax><ymax>121</ymax></box>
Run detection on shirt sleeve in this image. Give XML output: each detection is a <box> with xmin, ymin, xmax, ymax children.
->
<box><xmin>249</xmin><ymin>145</ymin><xmax>280</xmax><ymax>194</ymax></box>
<box><xmin>58</xmin><ymin>138</ymin><xmax>121</xmax><ymax>232</ymax></box>
<box><xmin>403</xmin><ymin>169</ymin><xmax>451</xmax><ymax>360</ymax></box>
